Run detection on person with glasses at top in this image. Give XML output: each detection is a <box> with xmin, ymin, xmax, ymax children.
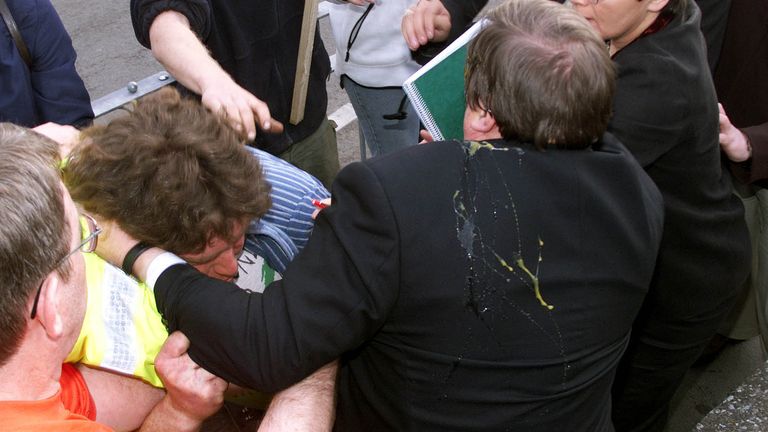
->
<box><xmin>569</xmin><ymin>0</ymin><xmax>751</xmax><ymax>431</ymax></box>
<box><xmin>0</xmin><ymin>122</ymin><xmax>227</xmax><ymax>432</ymax></box>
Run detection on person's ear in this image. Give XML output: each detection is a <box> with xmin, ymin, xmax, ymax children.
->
<box><xmin>468</xmin><ymin>107</ymin><xmax>497</xmax><ymax>134</ymax></box>
<box><xmin>647</xmin><ymin>0</ymin><xmax>669</xmax><ymax>13</ymax></box>
<box><xmin>37</xmin><ymin>273</ymin><xmax>66</xmax><ymax>340</ymax></box>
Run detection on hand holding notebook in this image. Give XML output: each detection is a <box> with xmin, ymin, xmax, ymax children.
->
<box><xmin>403</xmin><ymin>20</ymin><xmax>486</xmax><ymax>141</ymax></box>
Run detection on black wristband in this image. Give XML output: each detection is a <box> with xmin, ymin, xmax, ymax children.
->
<box><xmin>122</xmin><ymin>242</ymin><xmax>152</xmax><ymax>275</ymax></box>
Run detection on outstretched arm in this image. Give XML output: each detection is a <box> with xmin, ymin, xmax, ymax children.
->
<box><xmin>146</xmin><ymin>10</ymin><xmax>281</xmax><ymax>140</ymax></box>
<box><xmin>92</xmin><ymin>219</ymin><xmax>340</xmax><ymax>430</ymax></box>
<box><xmin>94</xmin><ymin>162</ymin><xmax>401</xmax><ymax>392</ymax></box>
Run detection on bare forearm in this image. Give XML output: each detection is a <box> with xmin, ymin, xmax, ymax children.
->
<box><xmin>148</xmin><ymin>10</ymin><xmax>230</xmax><ymax>96</ymax></box>
<box><xmin>138</xmin><ymin>395</ymin><xmax>202</xmax><ymax>432</ymax></box>
<box><xmin>146</xmin><ymin>10</ymin><xmax>279</xmax><ymax>140</ymax></box>
<box><xmin>78</xmin><ymin>364</ymin><xmax>165</xmax><ymax>431</ymax></box>
<box><xmin>258</xmin><ymin>361</ymin><xmax>339</xmax><ymax>432</ymax></box>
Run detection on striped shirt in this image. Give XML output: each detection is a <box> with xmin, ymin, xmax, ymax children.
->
<box><xmin>245</xmin><ymin>147</ymin><xmax>330</xmax><ymax>273</ymax></box>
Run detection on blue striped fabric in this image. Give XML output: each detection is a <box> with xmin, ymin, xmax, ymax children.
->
<box><xmin>244</xmin><ymin>147</ymin><xmax>330</xmax><ymax>273</ymax></box>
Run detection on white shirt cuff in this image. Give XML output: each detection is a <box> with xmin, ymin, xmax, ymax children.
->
<box><xmin>145</xmin><ymin>252</ymin><xmax>186</xmax><ymax>289</ymax></box>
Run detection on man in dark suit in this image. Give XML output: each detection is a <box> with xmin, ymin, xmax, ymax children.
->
<box><xmin>99</xmin><ymin>0</ymin><xmax>664</xmax><ymax>429</ymax></box>
<box><xmin>707</xmin><ymin>0</ymin><xmax>768</xmax><ymax>356</ymax></box>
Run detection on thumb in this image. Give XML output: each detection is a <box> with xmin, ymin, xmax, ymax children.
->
<box><xmin>158</xmin><ymin>331</ymin><xmax>191</xmax><ymax>360</ymax></box>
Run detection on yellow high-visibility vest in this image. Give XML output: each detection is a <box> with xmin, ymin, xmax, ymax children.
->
<box><xmin>66</xmin><ymin>252</ymin><xmax>168</xmax><ymax>387</ymax></box>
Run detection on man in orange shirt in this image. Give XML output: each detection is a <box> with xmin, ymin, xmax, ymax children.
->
<box><xmin>0</xmin><ymin>122</ymin><xmax>226</xmax><ymax>431</ymax></box>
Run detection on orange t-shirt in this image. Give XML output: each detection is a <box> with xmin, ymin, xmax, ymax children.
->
<box><xmin>60</xmin><ymin>363</ymin><xmax>97</xmax><ymax>420</ymax></box>
<box><xmin>0</xmin><ymin>388</ymin><xmax>111</xmax><ymax>432</ymax></box>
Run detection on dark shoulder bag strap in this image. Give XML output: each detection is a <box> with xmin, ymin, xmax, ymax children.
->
<box><xmin>0</xmin><ymin>0</ymin><xmax>32</xmax><ymax>68</ymax></box>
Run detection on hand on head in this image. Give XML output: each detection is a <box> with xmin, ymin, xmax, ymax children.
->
<box><xmin>200</xmin><ymin>77</ymin><xmax>284</xmax><ymax>141</ymax></box>
<box><xmin>32</xmin><ymin>122</ymin><xmax>81</xmax><ymax>158</ymax></box>
<box><xmin>401</xmin><ymin>0</ymin><xmax>452</xmax><ymax>51</ymax></box>
<box><xmin>718</xmin><ymin>103</ymin><xmax>752</xmax><ymax>162</ymax></box>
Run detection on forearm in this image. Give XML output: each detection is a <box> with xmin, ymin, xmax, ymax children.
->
<box><xmin>78</xmin><ymin>365</ymin><xmax>165</xmax><ymax>431</ymax></box>
<box><xmin>138</xmin><ymin>394</ymin><xmax>202</xmax><ymax>432</ymax></box>
<box><xmin>258</xmin><ymin>361</ymin><xmax>339</xmax><ymax>432</ymax></box>
<box><xmin>148</xmin><ymin>10</ymin><xmax>231</xmax><ymax>96</ymax></box>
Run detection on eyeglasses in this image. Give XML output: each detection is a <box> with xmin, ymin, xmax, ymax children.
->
<box><xmin>30</xmin><ymin>213</ymin><xmax>101</xmax><ymax>319</ymax></box>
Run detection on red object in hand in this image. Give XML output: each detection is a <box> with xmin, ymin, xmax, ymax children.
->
<box><xmin>311</xmin><ymin>199</ymin><xmax>329</xmax><ymax>209</ymax></box>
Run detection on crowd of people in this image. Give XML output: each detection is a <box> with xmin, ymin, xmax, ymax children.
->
<box><xmin>0</xmin><ymin>0</ymin><xmax>760</xmax><ymax>431</ymax></box>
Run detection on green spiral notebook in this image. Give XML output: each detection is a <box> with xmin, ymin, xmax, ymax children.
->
<box><xmin>403</xmin><ymin>20</ymin><xmax>486</xmax><ymax>141</ymax></box>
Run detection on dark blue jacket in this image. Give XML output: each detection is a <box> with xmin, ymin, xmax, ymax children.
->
<box><xmin>0</xmin><ymin>0</ymin><xmax>93</xmax><ymax>127</ymax></box>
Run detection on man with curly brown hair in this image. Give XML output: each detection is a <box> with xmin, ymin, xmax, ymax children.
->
<box><xmin>61</xmin><ymin>88</ymin><xmax>335</xmax><ymax>431</ymax></box>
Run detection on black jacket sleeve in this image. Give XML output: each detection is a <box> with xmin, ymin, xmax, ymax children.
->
<box><xmin>130</xmin><ymin>0</ymin><xmax>212</xmax><ymax>48</ymax></box>
<box><xmin>154</xmin><ymin>161</ymin><xmax>401</xmax><ymax>392</ymax></box>
<box><xmin>412</xmin><ymin>0</ymin><xmax>488</xmax><ymax>64</ymax></box>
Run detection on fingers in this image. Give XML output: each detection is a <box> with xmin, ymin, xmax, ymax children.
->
<box><xmin>208</xmin><ymin>375</ymin><xmax>228</xmax><ymax>395</ymax></box>
<box><xmin>411</xmin><ymin>4</ymin><xmax>430</xmax><ymax>48</ymax></box>
<box><xmin>201</xmin><ymin>82</ymin><xmax>283</xmax><ymax>141</ymax></box>
<box><xmin>311</xmin><ymin>197</ymin><xmax>332</xmax><ymax>220</ymax></box>
<box><xmin>718</xmin><ymin>112</ymin><xmax>730</xmax><ymax>133</ymax></box>
<box><xmin>717</xmin><ymin>103</ymin><xmax>728</xmax><ymax>130</ymax></box>
<box><xmin>248</xmin><ymin>98</ymin><xmax>284</xmax><ymax>135</ymax></box>
<box><xmin>419</xmin><ymin>129</ymin><xmax>434</xmax><ymax>144</ymax></box>
<box><xmin>719</xmin><ymin>131</ymin><xmax>728</xmax><ymax>147</ymax></box>
<box><xmin>402</xmin><ymin>6</ymin><xmax>420</xmax><ymax>50</ymax></box>
<box><xmin>238</xmin><ymin>103</ymin><xmax>257</xmax><ymax>141</ymax></box>
<box><xmin>32</xmin><ymin>122</ymin><xmax>79</xmax><ymax>145</ymax></box>
<box><xmin>193</xmin><ymin>361</ymin><xmax>226</xmax><ymax>389</ymax></box>
<box><xmin>159</xmin><ymin>331</ymin><xmax>192</xmax><ymax>359</ymax></box>
<box><xmin>401</xmin><ymin>0</ymin><xmax>451</xmax><ymax>50</ymax></box>
<box><xmin>422</xmin><ymin>5</ymin><xmax>435</xmax><ymax>41</ymax></box>
<box><xmin>33</xmin><ymin>122</ymin><xmax>81</xmax><ymax>158</ymax></box>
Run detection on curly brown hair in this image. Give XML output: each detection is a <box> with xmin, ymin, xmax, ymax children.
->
<box><xmin>63</xmin><ymin>88</ymin><xmax>271</xmax><ymax>255</ymax></box>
